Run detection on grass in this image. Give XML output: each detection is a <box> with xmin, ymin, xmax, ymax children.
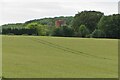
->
<box><xmin>2</xmin><ymin>35</ymin><xmax>118</xmax><ymax>78</ymax></box>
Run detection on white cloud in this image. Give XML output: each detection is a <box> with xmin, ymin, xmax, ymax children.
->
<box><xmin>2</xmin><ymin>0</ymin><xmax>119</xmax><ymax>2</ymax></box>
<box><xmin>0</xmin><ymin>0</ymin><xmax>118</xmax><ymax>25</ymax></box>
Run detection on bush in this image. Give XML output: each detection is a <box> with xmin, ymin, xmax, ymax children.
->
<box><xmin>52</xmin><ymin>26</ymin><xmax>74</xmax><ymax>37</ymax></box>
<box><xmin>91</xmin><ymin>29</ymin><xmax>105</xmax><ymax>38</ymax></box>
<box><xmin>78</xmin><ymin>25</ymin><xmax>89</xmax><ymax>37</ymax></box>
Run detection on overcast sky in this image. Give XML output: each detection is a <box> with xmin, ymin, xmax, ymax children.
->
<box><xmin>0</xmin><ymin>0</ymin><xmax>119</xmax><ymax>25</ymax></box>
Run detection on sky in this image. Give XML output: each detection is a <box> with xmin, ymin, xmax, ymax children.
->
<box><xmin>0</xmin><ymin>0</ymin><xmax>119</xmax><ymax>25</ymax></box>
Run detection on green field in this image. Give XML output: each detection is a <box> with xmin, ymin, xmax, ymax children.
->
<box><xmin>2</xmin><ymin>35</ymin><xmax>118</xmax><ymax>78</ymax></box>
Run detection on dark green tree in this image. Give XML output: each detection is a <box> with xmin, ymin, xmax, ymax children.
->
<box><xmin>91</xmin><ymin>29</ymin><xmax>105</xmax><ymax>38</ymax></box>
<box><xmin>72</xmin><ymin>11</ymin><xmax>104</xmax><ymax>33</ymax></box>
<box><xmin>61</xmin><ymin>26</ymin><xmax>74</xmax><ymax>37</ymax></box>
<box><xmin>98</xmin><ymin>14</ymin><xmax>120</xmax><ymax>38</ymax></box>
<box><xmin>52</xmin><ymin>26</ymin><xmax>74</xmax><ymax>37</ymax></box>
<box><xmin>52</xmin><ymin>27</ymin><xmax>63</xmax><ymax>36</ymax></box>
<box><xmin>78</xmin><ymin>25</ymin><xmax>89</xmax><ymax>37</ymax></box>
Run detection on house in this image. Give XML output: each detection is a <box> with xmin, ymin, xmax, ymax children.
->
<box><xmin>55</xmin><ymin>20</ymin><xmax>66</xmax><ymax>27</ymax></box>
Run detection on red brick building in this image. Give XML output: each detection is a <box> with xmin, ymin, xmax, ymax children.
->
<box><xmin>55</xmin><ymin>20</ymin><xmax>66</xmax><ymax>27</ymax></box>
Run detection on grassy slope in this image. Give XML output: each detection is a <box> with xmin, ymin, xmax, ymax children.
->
<box><xmin>2</xmin><ymin>35</ymin><xmax>118</xmax><ymax>78</ymax></box>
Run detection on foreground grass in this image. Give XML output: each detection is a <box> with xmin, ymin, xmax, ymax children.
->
<box><xmin>2</xmin><ymin>35</ymin><xmax>118</xmax><ymax>78</ymax></box>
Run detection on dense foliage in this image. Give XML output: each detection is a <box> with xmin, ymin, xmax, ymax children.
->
<box><xmin>78</xmin><ymin>25</ymin><xmax>89</xmax><ymax>37</ymax></box>
<box><xmin>72</xmin><ymin>11</ymin><xmax>103</xmax><ymax>33</ymax></box>
<box><xmin>91</xmin><ymin>29</ymin><xmax>105</xmax><ymax>38</ymax></box>
<box><xmin>98</xmin><ymin>14</ymin><xmax>120</xmax><ymax>38</ymax></box>
<box><xmin>1</xmin><ymin>11</ymin><xmax>120</xmax><ymax>39</ymax></box>
<box><xmin>2</xmin><ymin>28</ymin><xmax>36</xmax><ymax>35</ymax></box>
<box><xmin>24</xmin><ymin>16</ymin><xmax>73</xmax><ymax>27</ymax></box>
<box><xmin>52</xmin><ymin>26</ymin><xmax>74</xmax><ymax>37</ymax></box>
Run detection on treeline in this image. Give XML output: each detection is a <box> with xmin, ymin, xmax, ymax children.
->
<box><xmin>1</xmin><ymin>11</ymin><xmax>120</xmax><ymax>39</ymax></box>
<box><xmin>2</xmin><ymin>28</ymin><xmax>36</xmax><ymax>35</ymax></box>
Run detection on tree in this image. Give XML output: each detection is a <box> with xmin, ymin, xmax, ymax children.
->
<box><xmin>77</xmin><ymin>25</ymin><xmax>89</xmax><ymax>37</ymax></box>
<box><xmin>27</xmin><ymin>23</ymin><xmax>48</xmax><ymax>36</ymax></box>
<box><xmin>52</xmin><ymin>27</ymin><xmax>63</xmax><ymax>36</ymax></box>
<box><xmin>98</xmin><ymin>14</ymin><xmax>120</xmax><ymax>38</ymax></box>
<box><xmin>61</xmin><ymin>26</ymin><xmax>74</xmax><ymax>37</ymax></box>
<box><xmin>37</xmin><ymin>25</ymin><xmax>48</xmax><ymax>36</ymax></box>
<box><xmin>26</xmin><ymin>23</ymin><xmax>38</xmax><ymax>35</ymax></box>
<box><xmin>52</xmin><ymin>26</ymin><xmax>74</xmax><ymax>37</ymax></box>
<box><xmin>91</xmin><ymin>29</ymin><xmax>105</xmax><ymax>38</ymax></box>
<box><xmin>24</xmin><ymin>16</ymin><xmax>74</xmax><ymax>27</ymax></box>
<box><xmin>72</xmin><ymin>11</ymin><xmax>104</xmax><ymax>33</ymax></box>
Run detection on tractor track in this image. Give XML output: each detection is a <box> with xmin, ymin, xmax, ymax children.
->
<box><xmin>23</xmin><ymin>37</ymin><xmax>113</xmax><ymax>60</ymax></box>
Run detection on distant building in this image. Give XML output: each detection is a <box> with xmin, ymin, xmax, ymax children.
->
<box><xmin>55</xmin><ymin>20</ymin><xmax>66</xmax><ymax>27</ymax></box>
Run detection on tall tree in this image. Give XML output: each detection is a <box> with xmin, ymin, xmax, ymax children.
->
<box><xmin>72</xmin><ymin>11</ymin><xmax>104</xmax><ymax>33</ymax></box>
<box><xmin>78</xmin><ymin>25</ymin><xmax>89</xmax><ymax>37</ymax></box>
<box><xmin>27</xmin><ymin>23</ymin><xmax>48</xmax><ymax>36</ymax></box>
<box><xmin>98</xmin><ymin>14</ymin><xmax>120</xmax><ymax>38</ymax></box>
<box><xmin>91</xmin><ymin>29</ymin><xmax>105</xmax><ymax>38</ymax></box>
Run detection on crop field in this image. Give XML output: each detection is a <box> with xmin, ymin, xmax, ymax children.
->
<box><xmin>2</xmin><ymin>35</ymin><xmax>118</xmax><ymax>78</ymax></box>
